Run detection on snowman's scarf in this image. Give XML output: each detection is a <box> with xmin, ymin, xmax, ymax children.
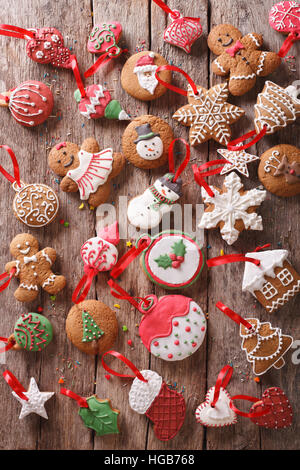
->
<box><xmin>149</xmin><ymin>185</ymin><xmax>175</xmax><ymax>208</ymax></box>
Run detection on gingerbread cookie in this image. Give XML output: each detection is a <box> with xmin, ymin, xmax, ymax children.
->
<box><xmin>5</xmin><ymin>233</ymin><xmax>66</xmax><ymax>302</ymax></box>
<box><xmin>207</xmin><ymin>24</ymin><xmax>281</xmax><ymax>96</ymax></box>
<box><xmin>122</xmin><ymin>115</ymin><xmax>174</xmax><ymax>169</ymax></box>
<box><xmin>254</xmin><ymin>81</ymin><xmax>300</xmax><ymax>135</ymax></box>
<box><xmin>139</xmin><ymin>231</ymin><xmax>205</xmax><ymax>290</ymax></box>
<box><xmin>218</xmin><ymin>147</ymin><xmax>259</xmax><ymax>177</ymax></box>
<box><xmin>7</xmin><ymin>312</ymin><xmax>53</xmax><ymax>352</ymax></box>
<box><xmin>258</xmin><ymin>144</ymin><xmax>300</xmax><ymax>197</ymax></box>
<box><xmin>242</xmin><ymin>248</ymin><xmax>300</xmax><ymax>314</ymax></box>
<box><xmin>66</xmin><ymin>300</ymin><xmax>118</xmax><ymax>355</ymax></box>
<box><xmin>121</xmin><ymin>51</ymin><xmax>171</xmax><ymax>101</ymax></box>
<box><xmin>173</xmin><ymin>82</ymin><xmax>245</xmax><ymax>147</ymax></box>
<box><xmin>48</xmin><ymin>138</ymin><xmax>125</xmax><ymax>208</ymax></box>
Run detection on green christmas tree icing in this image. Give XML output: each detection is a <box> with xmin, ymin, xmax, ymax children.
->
<box><xmin>82</xmin><ymin>311</ymin><xmax>104</xmax><ymax>343</ymax></box>
<box><xmin>78</xmin><ymin>396</ymin><xmax>120</xmax><ymax>436</ymax></box>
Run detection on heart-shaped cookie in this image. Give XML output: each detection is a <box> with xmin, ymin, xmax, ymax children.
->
<box><xmin>26</xmin><ymin>27</ymin><xmax>71</xmax><ymax>68</ymax></box>
<box><xmin>250</xmin><ymin>387</ymin><xmax>293</xmax><ymax>429</ymax></box>
<box><xmin>87</xmin><ymin>22</ymin><xmax>122</xmax><ymax>56</ymax></box>
<box><xmin>195</xmin><ymin>386</ymin><xmax>237</xmax><ymax>427</ymax></box>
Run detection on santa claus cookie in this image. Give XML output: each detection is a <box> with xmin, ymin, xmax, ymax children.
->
<box><xmin>48</xmin><ymin>137</ymin><xmax>125</xmax><ymax>208</ymax></box>
<box><xmin>0</xmin><ymin>80</ymin><xmax>54</xmax><ymax>127</ymax></box>
<box><xmin>5</xmin><ymin>233</ymin><xmax>66</xmax><ymax>303</ymax></box>
<box><xmin>74</xmin><ymin>84</ymin><xmax>129</xmax><ymax>121</ymax></box>
<box><xmin>207</xmin><ymin>24</ymin><xmax>281</xmax><ymax>96</ymax></box>
<box><xmin>139</xmin><ymin>231</ymin><xmax>205</xmax><ymax>289</ymax></box>
<box><xmin>122</xmin><ymin>115</ymin><xmax>174</xmax><ymax>169</ymax></box>
<box><xmin>198</xmin><ymin>172</ymin><xmax>267</xmax><ymax>245</ymax></box>
<box><xmin>6</xmin><ymin>312</ymin><xmax>53</xmax><ymax>352</ymax></box>
<box><xmin>66</xmin><ymin>300</ymin><xmax>118</xmax><ymax>355</ymax></box>
<box><xmin>137</xmin><ymin>294</ymin><xmax>206</xmax><ymax>361</ymax></box>
<box><xmin>121</xmin><ymin>51</ymin><xmax>172</xmax><ymax>101</ymax></box>
<box><xmin>258</xmin><ymin>144</ymin><xmax>300</xmax><ymax>197</ymax></box>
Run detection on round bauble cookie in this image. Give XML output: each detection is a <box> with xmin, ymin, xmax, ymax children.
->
<box><xmin>121</xmin><ymin>51</ymin><xmax>171</xmax><ymax>101</ymax></box>
<box><xmin>258</xmin><ymin>145</ymin><xmax>300</xmax><ymax>197</ymax></box>
<box><xmin>8</xmin><ymin>312</ymin><xmax>53</xmax><ymax>352</ymax></box>
<box><xmin>13</xmin><ymin>182</ymin><xmax>59</xmax><ymax>228</ymax></box>
<box><xmin>122</xmin><ymin>115</ymin><xmax>174</xmax><ymax>169</ymax></box>
<box><xmin>66</xmin><ymin>300</ymin><xmax>118</xmax><ymax>355</ymax></box>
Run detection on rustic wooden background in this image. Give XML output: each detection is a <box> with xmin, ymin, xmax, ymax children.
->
<box><xmin>0</xmin><ymin>0</ymin><xmax>299</xmax><ymax>450</ymax></box>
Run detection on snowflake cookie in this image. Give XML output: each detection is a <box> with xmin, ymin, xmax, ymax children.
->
<box><xmin>198</xmin><ymin>172</ymin><xmax>267</xmax><ymax>245</ymax></box>
<box><xmin>172</xmin><ymin>82</ymin><xmax>245</xmax><ymax>147</ymax></box>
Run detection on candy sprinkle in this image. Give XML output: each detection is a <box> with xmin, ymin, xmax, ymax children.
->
<box><xmin>122</xmin><ymin>325</ymin><xmax>128</xmax><ymax>332</ymax></box>
<box><xmin>105</xmin><ymin>374</ymin><xmax>111</xmax><ymax>381</ymax></box>
<box><xmin>79</xmin><ymin>203</ymin><xmax>84</xmax><ymax>210</ymax></box>
<box><xmin>254</xmin><ymin>377</ymin><xmax>260</xmax><ymax>383</ymax></box>
<box><xmin>127</xmin><ymin>339</ymin><xmax>133</xmax><ymax>347</ymax></box>
<box><xmin>37</xmin><ymin>306</ymin><xmax>43</xmax><ymax>313</ymax></box>
<box><xmin>114</xmin><ymin>304</ymin><xmax>121</xmax><ymax>309</ymax></box>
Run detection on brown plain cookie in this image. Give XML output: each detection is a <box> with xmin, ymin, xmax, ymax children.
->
<box><xmin>121</xmin><ymin>51</ymin><xmax>171</xmax><ymax>101</ymax></box>
<box><xmin>207</xmin><ymin>24</ymin><xmax>281</xmax><ymax>96</ymax></box>
<box><xmin>66</xmin><ymin>300</ymin><xmax>118</xmax><ymax>355</ymax></box>
<box><xmin>258</xmin><ymin>145</ymin><xmax>300</xmax><ymax>197</ymax></box>
<box><xmin>122</xmin><ymin>115</ymin><xmax>174</xmax><ymax>169</ymax></box>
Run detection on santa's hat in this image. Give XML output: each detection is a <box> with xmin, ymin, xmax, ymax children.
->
<box><xmin>134</xmin><ymin>52</ymin><xmax>157</xmax><ymax>73</ymax></box>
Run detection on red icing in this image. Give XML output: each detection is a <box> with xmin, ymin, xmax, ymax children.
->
<box><xmin>56</xmin><ymin>142</ymin><xmax>66</xmax><ymax>150</ymax></box>
<box><xmin>250</xmin><ymin>387</ymin><xmax>292</xmax><ymax>429</ymax></box>
<box><xmin>168</xmin><ymin>353</ymin><xmax>173</xmax><ymax>359</ymax></box>
<box><xmin>78</xmin><ymin>84</ymin><xmax>111</xmax><ymax>119</ymax></box>
<box><xmin>173</xmin><ymin>321</ymin><xmax>179</xmax><ymax>326</ymax></box>
<box><xmin>97</xmin><ymin>221</ymin><xmax>120</xmax><ymax>245</ymax></box>
<box><xmin>26</xmin><ymin>27</ymin><xmax>72</xmax><ymax>68</ymax></box>
<box><xmin>87</xmin><ymin>22</ymin><xmax>123</xmax><ymax>55</ymax></box>
<box><xmin>185</xmin><ymin>326</ymin><xmax>191</xmax><ymax>332</ymax></box>
<box><xmin>269</xmin><ymin>1</ymin><xmax>300</xmax><ymax>34</ymax></box>
<box><xmin>139</xmin><ymin>295</ymin><xmax>191</xmax><ymax>350</ymax></box>
<box><xmin>174</xmin><ymin>340</ymin><xmax>179</xmax><ymax>345</ymax></box>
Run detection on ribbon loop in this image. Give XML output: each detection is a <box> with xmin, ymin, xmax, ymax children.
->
<box><xmin>155</xmin><ymin>65</ymin><xmax>198</xmax><ymax>97</ymax></box>
<box><xmin>168</xmin><ymin>138</ymin><xmax>190</xmax><ymax>182</ymax></box>
<box><xmin>227</xmin><ymin>126</ymin><xmax>267</xmax><ymax>151</ymax></box>
<box><xmin>110</xmin><ymin>237</ymin><xmax>151</xmax><ymax>279</ymax></box>
<box><xmin>192</xmin><ymin>160</ymin><xmax>229</xmax><ymax>197</ymax></box>
<box><xmin>216</xmin><ymin>302</ymin><xmax>253</xmax><ymax>330</ymax></box>
<box><xmin>2</xmin><ymin>370</ymin><xmax>28</xmax><ymax>401</ymax></box>
<box><xmin>207</xmin><ymin>254</ymin><xmax>260</xmax><ymax>268</ymax></box>
<box><xmin>0</xmin><ymin>336</ymin><xmax>15</xmax><ymax>354</ymax></box>
<box><xmin>254</xmin><ymin>243</ymin><xmax>271</xmax><ymax>252</ymax></box>
<box><xmin>0</xmin><ymin>146</ymin><xmax>21</xmax><ymax>186</ymax></box>
<box><xmin>278</xmin><ymin>31</ymin><xmax>300</xmax><ymax>58</ymax></box>
<box><xmin>70</xmin><ymin>55</ymin><xmax>86</xmax><ymax>98</ymax></box>
<box><xmin>107</xmin><ymin>279</ymin><xmax>151</xmax><ymax>312</ymax></box>
<box><xmin>211</xmin><ymin>365</ymin><xmax>233</xmax><ymax>408</ymax></box>
<box><xmin>0</xmin><ymin>24</ymin><xmax>35</xmax><ymax>40</ymax></box>
<box><xmin>60</xmin><ymin>388</ymin><xmax>89</xmax><ymax>408</ymax></box>
<box><xmin>71</xmin><ymin>268</ymin><xmax>97</xmax><ymax>304</ymax></box>
<box><xmin>101</xmin><ymin>350</ymin><xmax>148</xmax><ymax>382</ymax></box>
<box><xmin>152</xmin><ymin>0</ymin><xmax>175</xmax><ymax>16</ymax></box>
<box><xmin>230</xmin><ymin>395</ymin><xmax>271</xmax><ymax>418</ymax></box>
<box><xmin>84</xmin><ymin>48</ymin><xmax>128</xmax><ymax>78</ymax></box>
<box><xmin>0</xmin><ymin>268</ymin><xmax>16</xmax><ymax>293</ymax></box>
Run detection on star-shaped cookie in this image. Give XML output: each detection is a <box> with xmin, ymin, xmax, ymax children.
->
<box><xmin>218</xmin><ymin>148</ymin><xmax>259</xmax><ymax>177</ymax></box>
<box><xmin>12</xmin><ymin>377</ymin><xmax>54</xmax><ymax>419</ymax></box>
<box><xmin>173</xmin><ymin>82</ymin><xmax>245</xmax><ymax>147</ymax></box>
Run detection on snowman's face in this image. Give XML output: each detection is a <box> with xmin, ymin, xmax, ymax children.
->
<box><xmin>136</xmin><ymin>136</ymin><xmax>163</xmax><ymax>160</ymax></box>
<box><xmin>154</xmin><ymin>179</ymin><xmax>180</xmax><ymax>201</ymax></box>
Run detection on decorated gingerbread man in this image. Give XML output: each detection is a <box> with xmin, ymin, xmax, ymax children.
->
<box><xmin>48</xmin><ymin>137</ymin><xmax>125</xmax><ymax>207</ymax></box>
<box><xmin>207</xmin><ymin>24</ymin><xmax>281</xmax><ymax>96</ymax></box>
<box><xmin>5</xmin><ymin>234</ymin><xmax>66</xmax><ymax>302</ymax></box>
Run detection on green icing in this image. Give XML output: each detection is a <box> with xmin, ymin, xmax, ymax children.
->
<box><xmin>104</xmin><ymin>99</ymin><xmax>122</xmax><ymax>120</ymax></box>
<box><xmin>14</xmin><ymin>313</ymin><xmax>53</xmax><ymax>352</ymax></box>
<box><xmin>74</xmin><ymin>88</ymin><xmax>82</xmax><ymax>103</ymax></box>
<box><xmin>79</xmin><ymin>396</ymin><xmax>120</xmax><ymax>436</ymax></box>
<box><xmin>82</xmin><ymin>311</ymin><xmax>104</xmax><ymax>343</ymax></box>
<box><xmin>171</xmin><ymin>239</ymin><xmax>186</xmax><ymax>257</ymax></box>
<box><xmin>89</xmin><ymin>23</ymin><xmax>121</xmax><ymax>56</ymax></box>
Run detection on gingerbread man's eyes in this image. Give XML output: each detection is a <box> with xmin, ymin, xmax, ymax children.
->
<box><xmin>57</xmin><ymin>159</ymin><xmax>61</xmax><ymax>163</ymax></box>
<box><xmin>63</xmin><ymin>151</ymin><xmax>67</xmax><ymax>155</ymax></box>
<box><xmin>218</xmin><ymin>38</ymin><xmax>222</xmax><ymax>42</ymax></box>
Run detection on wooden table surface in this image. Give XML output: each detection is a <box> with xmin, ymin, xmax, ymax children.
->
<box><xmin>0</xmin><ymin>0</ymin><xmax>299</xmax><ymax>451</ymax></box>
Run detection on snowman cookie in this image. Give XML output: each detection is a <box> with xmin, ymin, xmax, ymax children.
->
<box><xmin>122</xmin><ymin>115</ymin><xmax>174</xmax><ymax>169</ymax></box>
<box><xmin>127</xmin><ymin>174</ymin><xmax>182</xmax><ymax>229</ymax></box>
<box><xmin>121</xmin><ymin>51</ymin><xmax>172</xmax><ymax>101</ymax></box>
<box><xmin>138</xmin><ymin>231</ymin><xmax>205</xmax><ymax>289</ymax></box>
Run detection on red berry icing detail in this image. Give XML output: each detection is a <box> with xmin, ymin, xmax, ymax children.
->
<box><xmin>153</xmin><ymin>341</ymin><xmax>159</xmax><ymax>347</ymax></box>
<box><xmin>173</xmin><ymin>321</ymin><xmax>179</xmax><ymax>326</ymax></box>
<box><xmin>168</xmin><ymin>353</ymin><xmax>173</xmax><ymax>359</ymax></box>
<box><xmin>172</xmin><ymin>260</ymin><xmax>181</xmax><ymax>268</ymax></box>
<box><xmin>177</xmin><ymin>256</ymin><xmax>184</xmax><ymax>262</ymax></box>
<box><xmin>193</xmin><ymin>307</ymin><xmax>197</xmax><ymax>312</ymax></box>
<box><xmin>185</xmin><ymin>326</ymin><xmax>191</xmax><ymax>332</ymax></box>
<box><xmin>192</xmin><ymin>342</ymin><xmax>197</xmax><ymax>347</ymax></box>
<box><xmin>169</xmin><ymin>253</ymin><xmax>177</xmax><ymax>261</ymax></box>
<box><xmin>174</xmin><ymin>340</ymin><xmax>180</xmax><ymax>345</ymax></box>
<box><xmin>201</xmin><ymin>326</ymin><xmax>205</xmax><ymax>332</ymax></box>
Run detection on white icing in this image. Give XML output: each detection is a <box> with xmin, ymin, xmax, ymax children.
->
<box><xmin>81</xmin><ymin>237</ymin><xmax>118</xmax><ymax>271</ymax></box>
<box><xmin>42</xmin><ymin>274</ymin><xmax>56</xmax><ymax>288</ymax></box>
<box><xmin>129</xmin><ymin>370</ymin><xmax>162</xmax><ymax>414</ymax></box>
<box><xmin>12</xmin><ymin>377</ymin><xmax>54</xmax><ymax>419</ymax></box>
<box><xmin>136</xmin><ymin>136</ymin><xmax>163</xmax><ymax>160</ymax></box>
<box><xmin>36</xmin><ymin>51</ymin><xmax>44</xmax><ymax>59</ymax></box>
<box><xmin>264</xmin><ymin>149</ymin><xmax>281</xmax><ymax>172</ymax></box>
<box><xmin>195</xmin><ymin>387</ymin><xmax>237</xmax><ymax>427</ymax></box>
<box><xmin>248</xmin><ymin>33</ymin><xmax>260</xmax><ymax>47</ymax></box>
<box><xmin>79</xmin><ymin>85</ymin><xmax>105</xmax><ymax>119</ymax></box>
<box><xmin>231</xmin><ymin>73</ymin><xmax>256</xmax><ymax>80</ymax></box>
<box><xmin>44</xmin><ymin>41</ymin><xmax>51</xmax><ymax>49</ymax></box>
<box><xmin>242</xmin><ymin>249</ymin><xmax>289</xmax><ymax>293</ymax></box>
<box><xmin>173</xmin><ymin>83</ymin><xmax>244</xmax><ymax>146</ymax></box>
<box><xmin>218</xmin><ymin>148</ymin><xmax>259</xmax><ymax>177</ymax></box>
<box><xmin>15</xmin><ymin>260</ymin><xmax>20</xmax><ymax>276</ymax></box>
<box><xmin>41</xmin><ymin>249</ymin><xmax>52</xmax><ymax>266</ymax></box>
<box><xmin>19</xmin><ymin>247</ymin><xmax>30</xmax><ymax>255</ymax></box>
<box><xmin>256</xmin><ymin>51</ymin><xmax>267</xmax><ymax>76</ymax></box>
<box><xmin>134</xmin><ymin>67</ymin><xmax>158</xmax><ymax>95</ymax></box>
<box><xmin>13</xmin><ymin>183</ymin><xmax>59</xmax><ymax>227</ymax></box>
<box><xmin>19</xmin><ymin>283</ymin><xmax>38</xmax><ymax>291</ymax></box>
<box><xmin>266</xmin><ymin>280</ymin><xmax>300</xmax><ymax>313</ymax></box>
<box><xmin>149</xmin><ymin>301</ymin><xmax>206</xmax><ymax>361</ymax></box>
<box><xmin>214</xmin><ymin>58</ymin><xmax>226</xmax><ymax>73</ymax></box>
<box><xmin>23</xmin><ymin>255</ymin><xmax>37</xmax><ymax>265</ymax></box>
<box><xmin>198</xmin><ymin>172</ymin><xmax>266</xmax><ymax>245</ymax></box>
<box><xmin>51</xmin><ymin>34</ymin><xmax>59</xmax><ymax>42</ymax></box>
<box><xmin>68</xmin><ymin>149</ymin><xmax>113</xmax><ymax>200</ymax></box>
<box><xmin>285</xmin><ymin>85</ymin><xmax>300</xmax><ymax>104</ymax></box>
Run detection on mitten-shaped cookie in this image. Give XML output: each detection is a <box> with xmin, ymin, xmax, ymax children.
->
<box><xmin>48</xmin><ymin>137</ymin><xmax>125</xmax><ymax>207</ymax></box>
<box><xmin>5</xmin><ymin>233</ymin><xmax>66</xmax><ymax>302</ymax></box>
<box><xmin>207</xmin><ymin>24</ymin><xmax>281</xmax><ymax>96</ymax></box>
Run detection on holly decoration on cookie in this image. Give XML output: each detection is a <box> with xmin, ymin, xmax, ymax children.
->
<box><xmin>82</xmin><ymin>311</ymin><xmax>104</xmax><ymax>343</ymax></box>
<box><xmin>155</xmin><ymin>239</ymin><xmax>186</xmax><ymax>269</ymax></box>
<box><xmin>78</xmin><ymin>397</ymin><xmax>120</xmax><ymax>436</ymax></box>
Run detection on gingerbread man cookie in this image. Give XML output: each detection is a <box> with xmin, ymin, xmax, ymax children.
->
<box><xmin>5</xmin><ymin>233</ymin><xmax>66</xmax><ymax>302</ymax></box>
<box><xmin>207</xmin><ymin>24</ymin><xmax>281</xmax><ymax>96</ymax></box>
<box><xmin>48</xmin><ymin>137</ymin><xmax>125</xmax><ymax>207</ymax></box>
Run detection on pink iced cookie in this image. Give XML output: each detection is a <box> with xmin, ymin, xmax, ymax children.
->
<box><xmin>87</xmin><ymin>22</ymin><xmax>122</xmax><ymax>57</ymax></box>
<box><xmin>269</xmin><ymin>1</ymin><xmax>300</xmax><ymax>33</ymax></box>
<box><xmin>26</xmin><ymin>27</ymin><xmax>72</xmax><ymax>68</ymax></box>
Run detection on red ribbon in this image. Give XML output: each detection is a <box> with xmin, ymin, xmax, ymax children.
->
<box><xmin>152</xmin><ymin>0</ymin><xmax>175</xmax><ymax>16</ymax></box>
<box><xmin>0</xmin><ymin>94</ymin><xmax>9</xmax><ymax>103</ymax></box>
<box><xmin>0</xmin><ymin>24</ymin><xmax>35</xmax><ymax>40</ymax></box>
<box><xmin>71</xmin><ymin>267</ymin><xmax>98</xmax><ymax>304</ymax></box>
<box><xmin>254</xmin><ymin>243</ymin><xmax>271</xmax><ymax>252</ymax></box>
<box><xmin>168</xmin><ymin>138</ymin><xmax>190</xmax><ymax>182</ymax></box>
<box><xmin>227</xmin><ymin>126</ymin><xmax>267</xmax><ymax>151</ymax></box>
<box><xmin>207</xmin><ymin>254</ymin><xmax>260</xmax><ymax>268</ymax></box>
<box><xmin>84</xmin><ymin>48</ymin><xmax>128</xmax><ymax>78</ymax></box>
<box><xmin>108</xmin><ymin>279</ymin><xmax>151</xmax><ymax>311</ymax></box>
<box><xmin>0</xmin><ymin>146</ymin><xmax>21</xmax><ymax>186</ymax></box>
<box><xmin>60</xmin><ymin>388</ymin><xmax>88</xmax><ymax>408</ymax></box>
<box><xmin>101</xmin><ymin>350</ymin><xmax>148</xmax><ymax>383</ymax></box>
<box><xmin>278</xmin><ymin>31</ymin><xmax>300</xmax><ymax>58</ymax></box>
<box><xmin>2</xmin><ymin>370</ymin><xmax>28</xmax><ymax>401</ymax></box>
<box><xmin>216</xmin><ymin>302</ymin><xmax>253</xmax><ymax>330</ymax></box>
<box><xmin>211</xmin><ymin>365</ymin><xmax>233</xmax><ymax>408</ymax></box>
<box><xmin>155</xmin><ymin>65</ymin><xmax>199</xmax><ymax>97</ymax></box>
<box><xmin>0</xmin><ymin>336</ymin><xmax>15</xmax><ymax>354</ymax></box>
<box><xmin>110</xmin><ymin>237</ymin><xmax>151</xmax><ymax>279</ymax></box>
<box><xmin>0</xmin><ymin>268</ymin><xmax>16</xmax><ymax>293</ymax></box>
<box><xmin>70</xmin><ymin>55</ymin><xmax>86</xmax><ymax>98</ymax></box>
<box><xmin>192</xmin><ymin>160</ymin><xmax>229</xmax><ymax>197</ymax></box>
<box><xmin>230</xmin><ymin>395</ymin><xmax>271</xmax><ymax>418</ymax></box>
